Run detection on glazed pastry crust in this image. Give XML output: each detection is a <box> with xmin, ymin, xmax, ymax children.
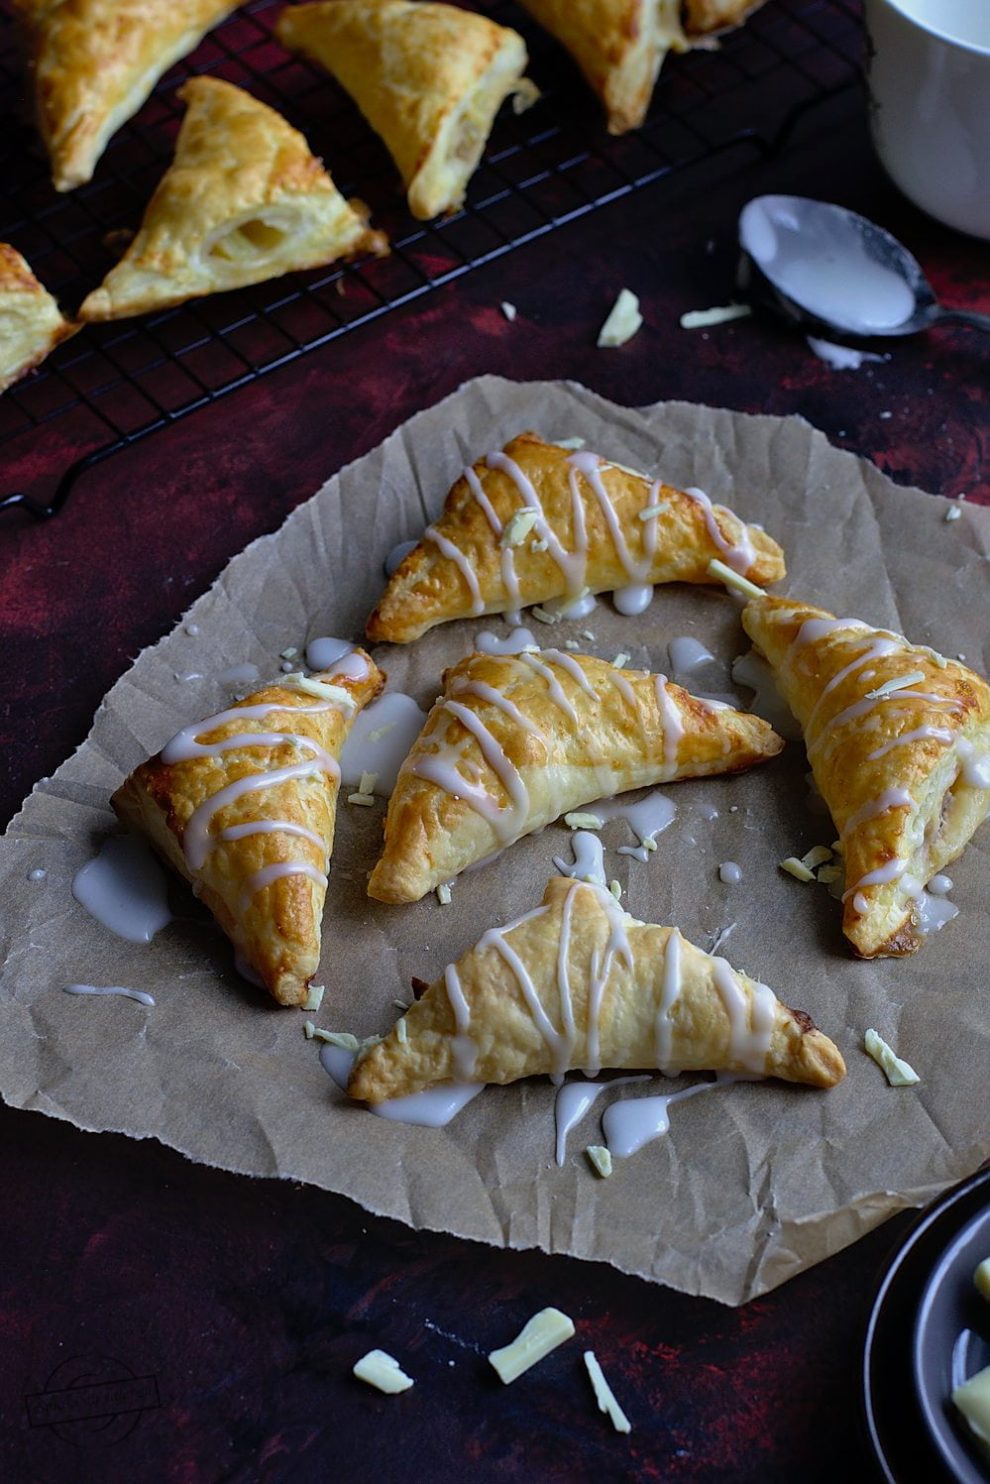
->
<box><xmin>349</xmin><ymin>875</ymin><xmax>846</xmax><ymax>1101</ymax></box>
<box><xmin>112</xmin><ymin>655</ymin><xmax>385</xmax><ymax>1005</ymax></box>
<box><xmin>517</xmin><ymin>0</ymin><xmax>686</xmax><ymax>134</ymax></box>
<box><xmin>367</xmin><ymin>431</ymin><xmax>786</xmax><ymax>643</ymax></box>
<box><xmin>14</xmin><ymin>0</ymin><xmax>245</xmax><ymax>192</ymax></box>
<box><xmin>367</xmin><ymin>648</ymin><xmax>783</xmax><ymax>903</ymax></box>
<box><xmin>78</xmin><ymin>77</ymin><xmax>388</xmax><ymax>322</ymax></box>
<box><xmin>743</xmin><ymin>595</ymin><xmax>990</xmax><ymax>958</ymax></box>
<box><xmin>682</xmin><ymin>0</ymin><xmax>766</xmax><ymax>37</ymax></box>
<box><xmin>276</xmin><ymin>0</ymin><xmax>538</xmax><ymax>220</ymax></box>
<box><xmin>0</xmin><ymin>244</ymin><xmax>76</xmax><ymax>393</ymax></box>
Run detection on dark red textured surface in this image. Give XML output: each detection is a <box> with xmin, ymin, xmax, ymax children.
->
<box><xmin>1</xmin><ymin>91</ymin><xmax>987</xmax><ymax>1484</ymax></box>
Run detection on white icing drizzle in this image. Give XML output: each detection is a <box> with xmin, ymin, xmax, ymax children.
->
<box><xmin>583</xmin><ymin>889</ymin><xmax>634</xmax><ymax>1078</ymax></box>
<box><xmin>444</xmin><ymin>962</ymin><xmax>478</xmax><ymax>1080</ymax></box>
<box><xmin>867</xmin><ymin>725</ymin><xmax>953</xmax><ymax>763</ymax></box>
<box><xmin>843</xmin><ymin>786</ymin><xmax>913</xmax><ymax>834</ymax></box>
<box><xmin>654</xmin><ymin>929</ymin><xmax>682</xmax><ymax>1073</ymax></box>
<box><xmin>239</xmin><ymin>861</ymin><xmax>327</xmax><ymax>914</ymax></box>
<box><xmin>220</xmin><ymin>819</ymin><xmax>325</xmax><ymax>849</ymax></box>
<box><xmin>654</xmin><ymin>675</ymin><xmax>684</xmax><ymax>769</ymax></box>
<box><xmin>613</xmin><ymin>584</ymin><xmax>653</xmax><ymax>617</ymax></box>
<box><xmin>958</xmin><ymin>738</ymin><xmax>990</xmax><ymax>788</ymax></box>
<box><xmin>481</xmin><ymin>913</ymin><xmax>571</xmax><ymax>1071</ymax></box>
<box><xmin>928</xmin><ymin>874</ymin><xmax>953</xmax><ymax>895</ymax></box>
<box><xmin>423</xmin><ymin>525</ymin><xmax>484</xmax><ymax>615</ymax></box>
<box><xmin>554</xmin><ymin>883</ymin><xmax>580</xmax><ymax>1072</ymax></box>
<box><xmin>450</xmin><ymin>677</ymin><xmax>544</xmax><ymax>738</ymax></box>
<box><xmin>488</xmin><ymin>451</ymin><xmax>586</xmax><ymax>594</ymax></box>
<box><xmin>805</xmin><ymin>635</ymin><xmax>902</xmax><ymax>732</ymax></box>
<box><xmin>711</xmin><ymin>959</ymin><xmax>776</xmax><ymax>1073</ymax></box>
<box><xmin>65</xmin><ymin>983</ymin><xmax>155</xmax><ymax>1007</ymax></box>
<box><xmin>913</xmin><ymin>890</ymin><xmax>959</xmax><ymax>934</ymax></box>
<box><xmin>814</xmin><ymin>688</ymin><xmax>962</xmax><ymax>751</ymax></box>
<box><xmin>853</xmin><ymin>892</ymin><xmax>869</xmax><ymax>913</ymax></box>
<box><xmin>567</xmin><ymin>453</ymin><xmax>658</xmax><ymax>583</ymax></box>
<box><xmin>842</xmin><ymin>856</ymin><xmax>908</xmax><ymax>902</ymax></box>
<box><xmin>541</xmin><ymin>648</ymin><xmax>597</xmax><ymax>700</ymax></box>
<box><xmin>731</xmin><ymin>650</ymin><xmax>802</xmax><ymax>740</ymax></box>
<box><xmin>441</xmin><ymin>699</ymin><xmax>529</xmax><ymax>839</ymax></box>
<box><xmin>71</xmin><ymin>836</ymin><xmax>172</xmax><ymax>944</ymax></box>
<box><xmin>474</xmin><ymin>627</ymin><xmax>538</xmax><ymax>656</ymax></box>
<box><xmin>520</xmin><ymin>652</ymin><xmax>580</xmax><ymax>724</ymax></box>
<box><xmin>682</xmin><ymin>486</ymin><xmax>756</xmax><ymax>574</ymax></box>
<box><xmin>219</xmin><ymin>662</ymin><xmax>260</xmax><ymax>688</ymax></box>
<box><xmin>789</xmin><ymin>616</ymin><xmax>869</xmax><ymax>653</ymax></box>
<box><xmin>553</xmin><ymin>1074</ymin><xmax>649</xmax><ymax>1165</ymax></box>
<box><xmin>553</xmin><ymin>831</ymin><xmax>607</xmax><ymax>886</ymax></box>
<box><xmin>593</xmin><ymin>790</ymin><xmax>676</xmax><ymax>861</ymax></box>
<box><xmin>464</xmin><ymin>464</ymin><xmax>503</xmax><ymax>535</ymax></box>
<box><xmin>184</xmin><ymin>761</ymin><xmax>328</xmax><ymax>873</ymax></box>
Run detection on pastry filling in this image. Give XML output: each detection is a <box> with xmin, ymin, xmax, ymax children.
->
<box><xmin>206</xmin><ymin>213</ymin><xmax>293</xmax><ymax>264</ymax></box>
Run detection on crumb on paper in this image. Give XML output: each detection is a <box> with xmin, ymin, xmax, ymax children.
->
<box><xmin>864</xmin><ymin>672</ymin><xmax>925</xmax><ymax>700</ymax></box>
<box><xmin>706</xmin><ymin>558</ymin><xmax>765</xmax><ymax>599</ymax></box>
<box><xmin>353</xmin><ymin>1349</ymin><xmax>414</xmax><ymax>1394</ymax></box>
<box><xmin>680</xmin><ymin>303</ymin><xmax>751</xmax><ymax>330</ymax></box>
<box><xmin>952</xmin><ymin>1364</ymin><xmax>990</xmax><ymax>1448</ymax></box>
<box><xmin>358</xmin><ymin>771</ymin><xmax>378</xmax><ymax>796</ymax></box>
<box><xmin>597</xmin><ymin>288</ymin><xmax>643</xmax><ymax>349</ymax></box>
<box><xmin>488</xmin><ymin>1308</ymin><xmax>576</xmax><ymax>1385</ymax></box>
<box><xmin>864</xmin><ymin>1028</ymin><xmax>920</xmax><ymax>1087</ymax></box>
<box><xmin>586</xmin><ymin>1145</ymin><xmax>613</xmax><ymax>1178</ymax></box>
<box><xmin>945</xmin><ymin>506</ymin><xmax>962</xmax><ymax>522</ymax></box>
<box><xmin>303</xmin><ymin>983</ymin><xmax>325</xmax><ymax>1012</ymax></box>
<box><xmin>279</xmin><ymin>647</ymin><xmax>298</xmax><ymax>660</ymax></box>
<box><xmin>502</xmin><ymin>508</ymin><xmax>540</xmax><ymax>547</ymax></box>
<box><xmin>564</xmin><ymin>639</ymin><xmax>580</xmax><ymax>651</ymax></box>
<box><xmin>531</xmin><ymin>606</ymin><xmax>560</xmax><ymax>625</ymax></box>
<box><xmin>436</xmin><ymin>882</ymin><xmax>452</xmax><ymax>906</ymax></box>
<box><xmin>800</xmin><ymin>845</ymin><xmax>834</xmax><ymax>871</ymax></box>
<box><xmin>501</xmin><ymin>301</ymin><xmax>517</xmax><ymax>322</ymax></box>
<box><xmin>975</xmin><ymin>1259</ymin><xmax>990</xmax><ymax>1304</ymax></box>
<box><xmin>584</xmin><ymin>1350</ymin><xmax>631</xmax><ymax>1434</ymax></box>
<box><xmin>564</xmin><ymin>812</ymin><xmax>603</xmax><ymax>831</ymax></box>
<box><xmin>780</xmin><ymin>856</ymin><xmax>816</xmax><ymax>883</ymax></box>
<box><xmin>392</xmin><ymin>998</ymin><xmax>409</xmax><ymax>1011</ymax></box>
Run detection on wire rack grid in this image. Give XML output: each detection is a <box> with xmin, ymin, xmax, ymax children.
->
<box><xmin>0</xmin><ymin>0</ymin><xmax>864</xmax><ymax>518</ymax></box>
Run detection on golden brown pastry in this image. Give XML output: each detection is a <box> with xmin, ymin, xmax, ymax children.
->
<box><xmin>367</xmin><ymin>431</ymin><xmax>785</xmax><ymax>643</ymax></box>
<box><xmin>368</xmin><ymin>648</ymin><xmax>783</xmax><ymax>903</ymax></box>
<box><xmin>78</xmin><ymin>77</ymin><xmax>388</xmax><ymax>322</ymax></box>
<box><xmin>682</xmin><ymin>0</ymin><xmax>766</xmax><ymax>37</ymax></box>
<box><xmin>516</xmin><ymin>0</ymin><xmax>686</xmax><ymax>134</ymax></box>
<box><xmin>0</xmin><ymin>244</ymin><xmax>76</xmax><ymax>393</ymax></box>
<box><xmin>14</xmin><ymin>0</ymin><xmax>246</xmax><ymax>192</ymax></box>
<box><xmin>275</xmin><ymin>0</ymin><xmax>538</xmax><ymax>220</ymax></box>
<box><xmin>112</xmin><ymin>654</ymin><xmax>385</xmax><ymax>1005</ymax></box>
<box><xmin>743</xmin><ymin>594</ymin><xmax>990</xmax><ymax>958</ymax></box>
<box><xmin>349</xmin><ymin>874</ymin><xmax>846</xmax><ymax>1101</ymax></box>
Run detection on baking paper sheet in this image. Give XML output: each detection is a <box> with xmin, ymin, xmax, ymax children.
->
<box><xmin>2</xmin><ymin>375</ymin><xmax>987</xmax><ymax>1305</ymax></box>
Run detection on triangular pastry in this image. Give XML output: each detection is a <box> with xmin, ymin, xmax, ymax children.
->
<box><xmin>683</xmin><ymin>0</ymin><xmax>766</xmax><ymax>37</ymax></box>
<box><xmin>78</xmin><ymin>77</ymin><xmax>387</xmax><ymax>322</ymax></box>
<box><xmin>112</xmin><ymin>653</ymin><xmax>385</xmax><ymax>1005</ymax></box>
<box><xmin>14</xmin><ymin>0</ymin><xmax>246</xmax><ymax>192</ymax></box>
<box><xmin>367</xmin><ymin>431</ymin><xmax>786</xmax><ymax>643</ymax></box>
<box><xmin>348</xmin><ymin>874</ymin><xmax>846</xmax><ymax>1101</ymax></box>
<box><xmin>0</xmin><ymin>244</ymin><xmax>76</xmax><ymax>393</ymax></box>
<box><xmin>367</xmin><ymin>648</ymin><xmax>783</xmax><ymax>902</ymax></box>
<box><xmin>742</xmin><ymin>594</ymin><xmax>990</xmax><ymax>958</ymax></box>
<box><xmin>516</xmin><ymin>0</ymin><xmax>687</xmax><ymax>135</ymax></box>
<box><xmin>275</xmin><ymin>0</ymin><xmax>538</xmax><ymax>220</ymax></box>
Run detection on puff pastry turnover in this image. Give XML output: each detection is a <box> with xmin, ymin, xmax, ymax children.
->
<box><xmin>14</xmin><ymin>0</ymin><xmax>246</xmax><ymax>192</ymax></box>
<box><xmin>743</xmin><ymin>594</ymin><xmax>990</xmax><ymax>958</ymax></box>
<box><xmin>367</xmin><ymin>648</ymin><xmax>783</xmax><ymax>903</ymax></box>
<box><xmin>367</xmin><ymin>431</ymin><xmax>785</xmax><ymax>643</ymax></box>
<box><xmin>349</xmin><ymin>874</ymin><xmax>846</xmax><ymax>1101</ymax></box>
<box><xmin>516</xmin><ymin>0</ymin><xmax>686</xmax><ymax>135</ymax></box>
<box><xmin>683</xmin><ymin>0</ymin><xmax>766</xmax><ymax>36</ymax></box>
<box><xmin>78</xmin><ymin>77</ymin><xmax>388</xmax><ymax>322</ymax></box>
<box><xmin>112</xmin><ymin>653</ymin><xmax>385</xmax><ymax>1005</ymax></box>
<box><xmin>0</xmin><ymin>244</ymin><xmax>75</xmax><ymax>393</ymax></box>
<box><xmin>275</xmin><ymin>0</ymin><xmax>538</xmax><ymax>220</ymax></box>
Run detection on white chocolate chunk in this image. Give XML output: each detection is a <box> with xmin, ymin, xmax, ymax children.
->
<box><xmin>347</xmin><ymin>792</ymin><xmax>376</xmax><ymax>807</ymax></box>
<box><xmin>554</xmin><ymin>437</ymin><xmax>585</xmax><ymax>451</ymax></box>
<box><xmin>564</xmin><ymin>812</ymin><xmax>604</xmax><ymax>831</ymax></box>
<box><xmin>706</xmin><ymin>559</ymin><xmax>765</xmax><ymax>599</ymax></box>
<box><xmin>864</xmin><ymin>1028</ymin><xmax>920</xmax><ymax>1086</ymax></box>
<box><xmin>396</xmin><ymin>1018</ymin><xmax>408</xmax><ymax>1044</ymax></box>
<box><xmin>436</xmin><ymin>883</ymin><xmax>452</xmax><ymax>906</ymax></box>
<box><xmin>975</xmin><ymin>1258</ymin><xmax>990</xmax><ymax>1303</ymax></box>
<box><xmin>613</xmin><ymin>653</ymin><xmax>630</xmax><ymax>669</ymax></box>
<box><xmin>359</xmin><ymin>771</ymin><xmax>378</xmax><ymax>796</ymax></box>
<box><xmin>597</xmin><ymin>289</ymin><xmax>643</xmax><ymax>348</ymax></box>
<box><xmin>780</xmin><ymin>856</ymin><xmax>816</xmax><ymax>883</ymax></box>
<box><xmin>584</xmin><ymin>1350</ymin><xmax>631</xmax><ymax>1433</ymax></box>
<box><xmin>608</xmin><ymin>881</ymin><xmax>622</xmax><ymax>901</ymax></box>
<box><xmin>638</xmin><ymin>503</ymin><xmax>666</xmax><ymax>520</ymax></box>
<box><xmin>282</xmin><ymin>673</ymin><xmax>355</xmax><ymax>706</ymax></box>
<box><xmin>312</xmin><ymin>1028</ymin><xmax>360</xmax><ymax>1051</ymax></box>
<box><xmin>502</xmin><ymin>508</ymin><xmax>540</xmax><ymax>547</ymax></box>
<box><xmin>863</xmin><ymin>672</ymin><xmax>926</xmax><ymax>700</ymax></box>
<box><xmin>945</xmin><ymin>506</ymin><xmax>962</xmax><ymax>522</ymax></box>
<box><xmin>353</xmin><ymin>1349</ymin><xmax>414</xmax><ymax>1394</ymax></box>
<box><xmin>800</xmin><ymin>845</ymin><xmax>834</xmax><ymax>870</ymax></box>
<box><xmin>488</xmin><ymin>1308</ymin><xmax>576</xmax><ymax>1384</ymax></box>
<box><xmin>531</xmin><ymin>606</ymin><xmax>560</xmax><ymax>625</ymax></box>
<box><xmin>953</xmin><ymin>1364</ymin><xmax>990</xmax><ymax>1447</ymax></box>
<box><xmin>680</xmin><ymin>303</ymin><xmax>751</xmax><ymax>329</ymax></box>
<box><xmin>501</xmin><ymin>301</ymin><xmax>517</xmax><ymax>322</ymax></box>
<box><xmin>817</xmin><ymin>864</ymin><xmax>843</xmax><ymax>886</ymax></box>
<box><xmin>586</xmin><ymin>1145</ymin><xmax>613</xmax><ymax>1177</ymax></box>
<box><xmin>303</xmin><ymin>983</ymin><xmax>325</xmax><ymax>1012</ymax></box>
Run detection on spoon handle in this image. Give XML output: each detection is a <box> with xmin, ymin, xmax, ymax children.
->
<box><xmin>933</xmin><ymin>306</ymin><xmax>990</xmax><ymax>333</ymax></box>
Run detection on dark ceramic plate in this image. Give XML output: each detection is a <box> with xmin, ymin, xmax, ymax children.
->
<box><xmin>864</xmin><ymin>1168</ymin><xmax>990</xmax><ymax>1484</ymax></box>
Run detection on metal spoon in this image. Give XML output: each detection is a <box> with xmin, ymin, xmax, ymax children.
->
<box><xmin>737</xmin><ymin>194</ymin><xmax>990</xmax><ymax>339</ymax></box>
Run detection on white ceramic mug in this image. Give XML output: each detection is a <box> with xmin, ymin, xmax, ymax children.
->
<box><xmin>864</xmin><ymin>0</ymin><xmax>990</xmax><ymax>240</ymax></box>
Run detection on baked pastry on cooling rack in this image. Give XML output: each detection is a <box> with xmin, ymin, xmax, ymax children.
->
<box><xmin>0</xmin><ymin>243</ymin><xmax>75</xmax><ymax>393</ymax></box>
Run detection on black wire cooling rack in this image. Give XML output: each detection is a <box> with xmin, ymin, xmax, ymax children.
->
<box><xmin>0</xmin><ymin>0</ymin><xmax>864</xmax><ymax>518</ymax></box>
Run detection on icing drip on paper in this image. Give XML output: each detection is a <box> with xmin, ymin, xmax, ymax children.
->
<box><xmin>613</xmin><ymin>584</ymin><xmax>653</xmax><ymax>617</ymax></box>
<box><xmin>603</xmin><ymin>1079</ymin><xmax>724</xmax><ymax>1159</ymax></box>
<box><xmin>553</xmin><ymin>1074</ymin><xmax>650</xmax><ymax>1165</ymax></box>
<box><xmin>320</xmin><ymin>1044</ymin><xmax>483</xmax><ymax>1127</ymax></box>
<box><xmin>668</xmin><ymin>636</ymin><xmax>715</xmax><ymax>674</ymax></box>
<box><xmin>474</xmin><ymin>627</ymin><xmax>538</xmax><ymax>656</ymax></box>
<box><xmin>65</xmin><ymin>983</ymin><xmax>155</xmax><ymax>1007</ymax></box>
<box><xmin>72</xmin><ymin>836</ymin><xmax>172</xmax><ymax>944</ymax></box>
<box><xmin>553</xmin><ymin>831</ymin><xmax>607</xmax><ymax>886</ymax></box>
<box><xmin>305</xmin><ymin>636</ymin><xmax>353</xmax><ymax>670</ymax></box>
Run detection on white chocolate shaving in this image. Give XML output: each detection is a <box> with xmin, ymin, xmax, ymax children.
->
<box><xmin>564</xmin><ymin>812</ymin><xmax>604</xmax><ymax>830</ymax></box>
<box><xmin>353</xmin><ymin>1349</ymin><xmax>414</xmax><ymax>1394</ymax></box>
<box><xmin>347</xmin><ymin>792</ymin><xmax>376</xmax><ymax>807</ymax></box>
<box><xmin>283</xmin><ymin>673</ymin><xmax>355</xmax><ymax>706</ymax></box>
<box><xmin>817</xmin><ymin>864</ymin><xmax>843</xmax><ymax>885</ymax></box>
<box><xmin>584</xmin><ymin>1350</ymin><xmax>631</xmax><ymax>1433</ymax></box>
<box><xmin>554</xmin><ymin>437</ymin><xmax>585</xmax><ymax>451</ymax></box>
<box><xmin>436</xmin><ymin>883</ymin><xmax>452</xmax><ymax>906</ymax></box>
<box><xmin>303</xmin><ymin>984</ymin><xmax>325</xmax><ymax>1012</ymax></box>
<box><xmin>279</xmin><ymin>647</ymin><xmax>298</xmax><ymax>659</ymax></box>
<box><xmin>609</xmin><ymin>881</ymin><xmax>622</xmax><ymax>901</ymax></box>
<box><xmin>396</xmin><ymin>1018</ymin><xmax>408</xmax><ymax>1044</ymax></box>
<box><xmin>863</xmin><ymin>672</ymin><xmax>926</xmax><ymax>699</ymax></box>
<box><xmin>779</xmin><ymin>856</ymin><xmax>816</xmax><ymax>882</ymax></box>
<box><xmin>612</xmin><ymin>653</ymin><xmax>630</xmax><ymax>669</ymax></box>
<box><xmin>953</xmin><ymin>1364</ymin><xmax>990</xmax><ymax>1447</ymax></box>
<box><xmin>707</xmin><ymin>559</ymin><xmax>765</xmax><ymax>598</ymax></box>
<box><xmin>945</xmin><ymin>506</ymin><xmax>962</xmax><ymax>522</ymax></box>
<box><xmin>359</xmin><ymin>771</ymin><xmax>378</xmax><ymax>795</ymax></box>
<box><xmin>680</xmin><ymin>303</ymin><xmax>751</xmax><ymax>329</ymax></box>
<box><xmin>597</xmin><ymin>288</ymin><xmax>643</xmax><ymax>348</ymax></box>
<box><xmin>501</xmin><ymin>301</ymin><xmax>517</xmax><ymax>322</ymax></box>
<box><xmin>638</xmin><ymin>503</ymin><xmax>666</xmax><ymax>520</ymax></box>
<box><xmin>800</xmin><ymin>845</ymin><xmax>834</xmax><ymax>870</ymax></box>
<box><xmin>864</xmin><ymin>1028</ymin><xmax>920</xmax><ymax>1086</ymax></box>
<box><xmin>488</xmin><ymin>1308</ymin><xmax>576</xmax><ymax>1384</ymax></box>
<box><xmin>531</xmin><ymin>606</ymin><xmax>560</xmax><ymax>625</ymax></box>
<box><xmin>975</xmin><ymin>1258</ymin><xmax>990</xmax><ymax>1303</ymax></box>
<box><xmin>586</xmin><ymin>1145</ymin><xmax>613</xmax><ymax>1177</ymax></box>
<box><xmin>501</xmin><ymin>508</ymin><xmax>540</xmax><ymax>547</ymax></box>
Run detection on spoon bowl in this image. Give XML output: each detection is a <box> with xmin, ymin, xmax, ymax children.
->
<box><xmin>738</xmin><ymin>195</ymin><xmax>990</xmax><ymax>340</ymax></box>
